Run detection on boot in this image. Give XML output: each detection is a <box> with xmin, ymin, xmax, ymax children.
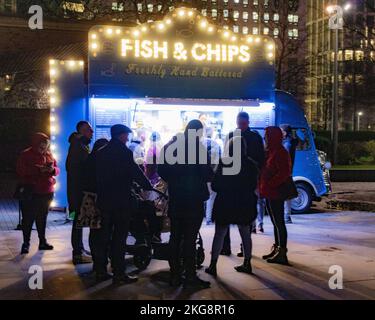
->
<box><xmin>39</xmin><ymin>241</ymin><xmax>54</xmax><ymax>251</ymax></box>
<box><xmin>234</xmin><ymin>258</ymin><xmax>253</xmax><ymax>274</ymax></box>
<box><xmin>113</xmin><ymin>273</ymin><xmax>138</xmax><ymax>285</ymax></box>
<box><xmin>262</xmin><ymin>244</ymin><xmax>278</xmax><ymax>260</ymax></box>
<box><xmin>21</xmin><ymin>243</ymin><xmax>30</xmax><ymax>254</ymax></box>
<box><xmin>267</xmin><ymin>247</ymin><xmax>289</xmax><ymax>265</ymax></box>
<box><xmin>183</xmin><ymin>275</ymin><xmax>211</xmax><ymax>289</ymax></box>
<box><xmin>205</xmin><ymin>260</ymin><xmax>217</xmax><ymax>277</ymax></box>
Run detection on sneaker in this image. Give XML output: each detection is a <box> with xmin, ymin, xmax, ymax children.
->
<box><xmin>73</xmin><ymin>254</ymin><xmax>93</xmax><ymax>265</ymax></box>
<box><xmin>113</xmin><ymin>274</ymin><xmax>138</xmax><ymax>285</ymax></box>
<box><xmin>39</xmin><ymin>242</ymin><xmax>54</xmax><ymax>251</ymax></box>
<box><xmin>267</xmin><ymin>247</ymin><xmax>289</xmax><ymax>265</ymax></box>
<box><xmin>184</xmin><ymin>276</ymin><xmax>211</xmax><ymax>289</ymax></box>
<box><xmin>21</xmin><ymin>243</ymin><xmax>30</xmax><ymax>255</ymax></box>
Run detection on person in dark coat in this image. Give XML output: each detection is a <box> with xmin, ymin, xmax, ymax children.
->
<box><xmin>82</xmin><ymin>138</ymin><xmax>109</xmax><ymax>281</ymax></box>
<box><xmin>95</xmin><ymin>124</ymin><xmax>152</xmax><ymax>285</ymax></box>
<box><xmin>280</xmin><ymin>124</ymin><xmax>299</xmax><ymax>224</ymax></box>
<box><xmin>66</xmin><ymin>121</ymin><xmax>94</xmax><ymax>265</ymax></box>
<box><xmin>16</xmin><ymin>133</ymin><xmax>59</xmax><ymax>254</ymax></box>
<box><xmin>158</xmin><ymin>120</ymin><xmax>213</xmax><ymax>289</ymax></box>
<box><xmin>205</xmin><ymin>136</ymin><xmax>258</xmax><ymax>277</ymax></box>
<box><xmin>260</xmin><ymin>126</ymin><xmax>292</xmax><ymax>265</ymax></box>
<box><xmin>221</xmin><ymin>112</ymin><xmax>265</xmax><ymax>256</ymax></box>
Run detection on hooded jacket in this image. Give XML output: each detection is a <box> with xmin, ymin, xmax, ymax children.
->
<box><xmin>259</xmin><ymin>127</ymin><xmax>292</xmax><ymax>200</ymax></box>
<box><xmin>65</xmin><ymin>133</ymin><xmax>91</xmax><ymax>210</ymax></box>
<box><xmin>16</xmin><ymin>133</ymin><xmax>59</xmax><ymax>195</ymax></box>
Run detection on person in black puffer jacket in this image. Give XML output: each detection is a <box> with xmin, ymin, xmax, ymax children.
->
<box><xmin>205</xmin><ymin>136</ymin><xmax>258</xmax><ymax>277</ymax></box>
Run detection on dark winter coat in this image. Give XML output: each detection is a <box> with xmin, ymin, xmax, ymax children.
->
<box><xmin>158</xmin><ymin>135</ymin><xmax>213</xmax><ymax>218</ymax></box>
<box><xmin>211</xmin><ymin>157</ymin><xmax>258</xmax><ymax>226</ymax></box>
<box><xmin>228</xmin><ymin>128</ymin><xmax>265</xmax><ymax>171</ymax></box>
<box><xmin>65</xmin><ymin>133</ymin><xmax>91</xmax><ymax>210</ymax></box>
<box><xmin>260</xmin><ymin>127</ymin><xmax>292</xmax><ymax>200</ymax></box>
<box><xmin>96</xmin><ymin>138</ymin><xmax>152</xmax><ymax>212</ymax></box>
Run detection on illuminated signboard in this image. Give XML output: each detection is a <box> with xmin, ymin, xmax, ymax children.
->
<box><xmin>88</xmin><ymin>7</ymin><xmax>276</xmax><ymax>101</ymax></box>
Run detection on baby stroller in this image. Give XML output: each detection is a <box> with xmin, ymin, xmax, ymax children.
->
<box><xmin>126</xmin><ymin>180</ymin><xmax>205</xmax><ymax>271</ymax></box>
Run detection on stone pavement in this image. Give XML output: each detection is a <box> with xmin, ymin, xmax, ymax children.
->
<box><xmin>0</xmin><ymin>211</ymin><xmax>374</xmax><ymax>300</ymax></box>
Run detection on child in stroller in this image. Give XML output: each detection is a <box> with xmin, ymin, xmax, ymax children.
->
<box><xmin>127</xmin><ymin>180</ymin><xmax>205</xmax><ymax>271</ymax></box>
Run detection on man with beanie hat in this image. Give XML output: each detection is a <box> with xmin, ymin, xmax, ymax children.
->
<box><xmin>95</xmin><ymin>124</ymin><xmax>153</xmax><ymax>285</ymax></box>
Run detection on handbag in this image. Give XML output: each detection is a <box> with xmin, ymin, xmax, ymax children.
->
<box><xmin>13</xmin><ymin>184</ymin><xmax>34</xmax><ymax>201</ymax></box>
<box><xmin>278</xmin><ymin>177</ymin><xmax>298</xmax><ymax>201</ymax></box>
<box><xmin>77</xmin><ymin>192</ymin><xmax>102</xmax><ymax>229</ymax></box>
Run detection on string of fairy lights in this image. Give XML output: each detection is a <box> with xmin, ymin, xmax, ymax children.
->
<box><xmin>89</xmin><ymin>7</ymin><xmax>275</xmax><ymax>61</ymax></box>
<box><xmin>48</xmin><ymin>59</ymin><xmax>84</xmax><ymax>206</ymax></box>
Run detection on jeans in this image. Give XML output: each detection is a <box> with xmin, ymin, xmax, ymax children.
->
<box><xmin>266</xmin><ymin>200</ymin><xmax>288</xmax><ymax>248</ymax></box>
<box><xmin>256</xmin><ymin>197</ymin><xmax>266</xmax><ymax>228</ymax></box>
<box><xmin>169</xmin><ymin>216</ymin><xmax>203</xmax><ymax>279</ymax></box>
<box><xmin>284</xmin><ymin>200</ymin><xmax>292</xmax><ymax>221</ymax></box>
<box><xmin>71</xmin><ymin>208</ymin><xmax>84</xmax><ymax>256</ymax></box>
<box><xmin>212</xmin><ymin>224</ymin><xmax>252</xmax><ymax>261</ymax></box>
<box><xmin>94</xmin><ymin>210</ymin><xmax>130</xmax><ymax>276</ymax></box>
<box><xmin>205</xmin><ymin>183</ymin><xmax>217</xmax><ymax>223</ymax></box>
<box><xmin>21</xmin><ymin>193</ymin><xmax>53</xmax><ymax>244</ymax></box>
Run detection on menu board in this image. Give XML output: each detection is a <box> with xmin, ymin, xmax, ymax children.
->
<box><xmin>94</xmin><ymin>106</ymin><xmax>130</xmax><ymax>141</ymax></box>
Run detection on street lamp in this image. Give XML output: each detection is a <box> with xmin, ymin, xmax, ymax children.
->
<box><xmin>357</xmin><ymin>112</ymin><xmax>363</xmax><ymax>131</ymax></box>
<box><xmin>326</xmin><ymin>2</ymin><xmax>352</xmax><ymax>164</ymax></box>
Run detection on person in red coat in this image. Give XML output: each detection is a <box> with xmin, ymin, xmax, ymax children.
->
<box><xmin>16</xmin><ymin>133</ymin><xmax>59</xmax><ymax>254</ymax></box>
<box><xmin>259</xmin><ymin>127</ymin><xmax>291</xmax><ymax>265</ymax></box>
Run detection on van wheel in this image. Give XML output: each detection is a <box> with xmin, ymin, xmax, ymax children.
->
<box><xmin>292</xmin><ymin>182</ymin><xmax>313</xmax><ymax>214</ymax></box>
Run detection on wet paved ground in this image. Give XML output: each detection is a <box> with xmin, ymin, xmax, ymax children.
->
<box><xmin>0</xmin><ymin>207</ymin><xmax>374</xmax><ymax>300</ymax></box>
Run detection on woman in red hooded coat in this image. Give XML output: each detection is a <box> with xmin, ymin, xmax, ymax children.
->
<box><xmin>259</xmin><ymin>127</ymin><xmax>292</xmax><ymax>265</ymax></box>
<box><xmin>16</xmin><ymin>133</ymin><xmax>59</xmax><ymax>254</ymax></box>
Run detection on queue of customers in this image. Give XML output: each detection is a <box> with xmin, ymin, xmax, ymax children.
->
<box><xmin>16</xmin><ymin>112</ymin><xmax>296</xmax><ymax>289</ymax></box>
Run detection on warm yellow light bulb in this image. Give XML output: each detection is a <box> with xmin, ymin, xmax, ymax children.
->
<box><xmin>247</xmin><ymin>36</ymin><xmax>254</xmax><ymax>43</ymax></box>
<box><xmin>91</xmin><ymin>33</ymin><xmax>97</xmax><ymax>40</ymax></box>
<box><xmin>50</xmin><ymin>97</ymin><xmax>57</xmax><ymax>105</ymax></box>
<box><xmin>231</xmin><ymin>36</ymin><xmax>237</xmax><ymax>41</ymax></box>
<box><xmin>133</xmin><ymin>30</ymin><xmax>140</xmax><ymax>37</ymax></box>
<box><xmin>91</xmin><ymin>43</ymin><xmax>98</xmax><ymax>50</ymax></box>
<box><xmin>200</xmin><ymin>21</ymin><xmax>207</xmax><ymax>28</ymax></box>
<box><xmin>49</xmin><ymin>60</ymin><xmax>55</xmax><ymax>65</ymax></box>
<box><xmin>268</xmin><ymin>53</ymin><xmax>274</xmax><ymax>58</ymax></box>
<box><xmin>208</xmin><ymin>26</ymin><xmax>214</xmax><ymax>33</ymax></box>
<box><xmin>141</xmin><ymin>26</ymin><xmax>147</xmax><ymax>32</ymax></box>
<box><xmin>106</xmin><ymin>28</ymin><xmax>113</xmax><ymax>35</ymax></box>
<box><xmin>157</xmin><ymin>23</ymin><xmax>165</xmax><ymax>30</ymax></box>
<box><xmin>255</xmin><ymin>37</ymin><xmax>261</xmax><ymax>43</ymax></box>
<box><xmin>68</xmin><ymin>61</ymin><xmax>76</xmax><ymax>67</ymax></box>
<box><xmin>50</xmin><ymin>69</ymin><xmax>57</xmax><ymax>77</ymax></box>
<box><xmin>116</xmin><ymin>29</ymin><xmax>121</xmax><ymax>34</ymax></box>
<box><xmin>48</xmin><ymin>87</ymin><xmax>56</xmax><ymax>94</ymax></box>
<box><xmin>50</xmin><ymin>116</ymin><xmax>56</xmax><ymax>122</ymax></box>
<box><xmin>268</xmin><ymin>44</ymin><xmax>274</xmax><ymax>50</ymax></box>
<box><xmin>188</xmin><ymin>11</ymin><xmax>194</xmax><ymax>17</ymax></box>
<box><xmin>223</xmin><ymin>31</ymin><xmax>230</xmax><ymax>38</ymax></box>
<box><xmin>165</xmin><ymin>18</ymin><xmax>172</xmax><ymax>25</ymax></box>
<box><xmin>79</xmin><ymin>61</ymin><xmax>84</xmax><ymax>66</ymax></box>
<box><xmin>178</xmin><ymin>9</ymin><xmax>185</xmax><ymax>17</ymax></box>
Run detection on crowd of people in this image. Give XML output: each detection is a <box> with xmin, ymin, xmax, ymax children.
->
<box><xmin>15</xmin><ymin>111</ymin><xmax>298</xmax><ymax>289</ymax></box>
